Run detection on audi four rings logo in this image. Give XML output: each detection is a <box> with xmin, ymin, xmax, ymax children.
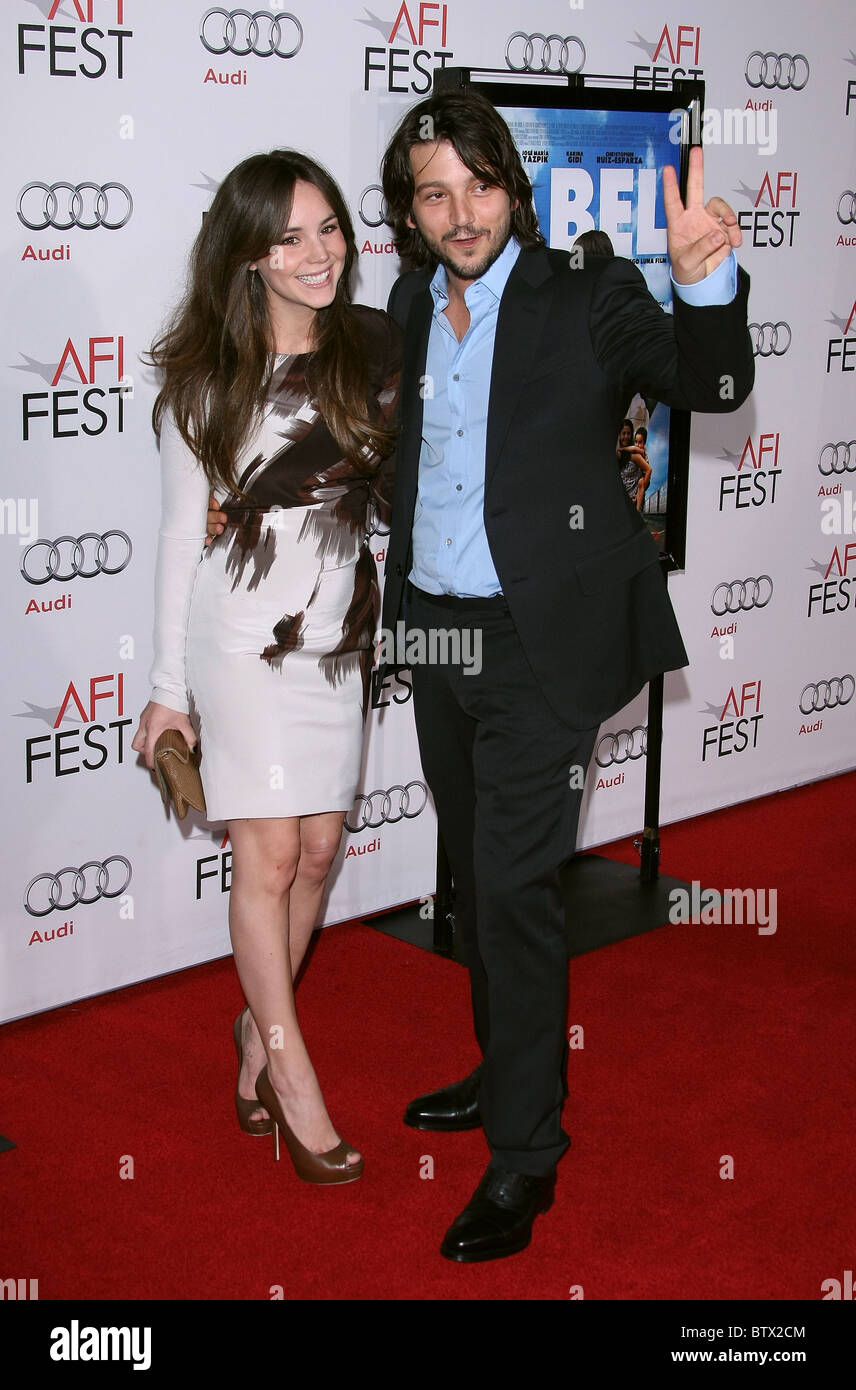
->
<box><xmin>17</xmin><ymin>182</ymin><xmax>133</xmax><ymax>231</ymax></box>
<box><xmin>837</xmin><ymin>191</ymin><xmax>856</xmax><ymax>225</ymax></box>
<box><xmin>818</xmin><ymin>442</ymin><xmax>856</xmax><ymax>475</ymax></box>
<box><xmin>345</xmin><ymin>781</ymin><xmax>427</xmax><ymax>832</ymax></box>
<box><xmin>745</xmin><ymin>51</ymin><xmax>809</xmax><ymax>90</ymax></box>
<box><xmin>359</xmin><ymin>185</ymin><xmax>389</xmax><ymax>230</ymax></box>
<box><xmin>200</xmin><ymin>8</ymin><xmax>303</xmax><ymax>57</ymax></box>
<box><xmin>595</xmin><ymin>728</ymin><xmax>647</xmax><ymax>768</ymax></box>
<box><xmin>798</xmin><ymin>676</ymin><xmax>855</xmax><ymax>714</ymax></box>
<box><xmin>21</xmin><ymin>532</ymin><xmax>132</xmax><ymax>586</ymax></box>
<box><xmin>749</xmin><ymin>322</ymin><xmax>791</xmax><ymax>357</ymax></box>
<box><xmin>505</xmin><ymin>32</ymin><xmax>585</xmax><ymax>75</ymax></box>
<box><xmin>25</xmin><ymin>856</ymin><xmax>132</xmax><ymax>917</ymax></box>
<box><xmin>711</xmin><ymin>576</ymin><xmax>773</xmax><ymax>615</ymax></box>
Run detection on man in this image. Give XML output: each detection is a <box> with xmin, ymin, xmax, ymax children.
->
<box><xmin>377</xmin><ymin>90</ymin><xmax>753</xmax><ymax>1262</ymax></box>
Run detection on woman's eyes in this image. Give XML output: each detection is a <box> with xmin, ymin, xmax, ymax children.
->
<box><xmin>279</xmin><ymin>223</ymin><xmax>338</xmax><ymax>246</ymax></box>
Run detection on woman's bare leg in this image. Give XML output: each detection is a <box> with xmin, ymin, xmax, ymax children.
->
<box><xmin>227</xmin><ymin>813</ymin><xmax>358</xmax><ymax>1162</ymax></box>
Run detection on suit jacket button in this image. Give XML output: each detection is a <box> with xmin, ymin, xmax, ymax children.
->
<box><xmin>395</xmin><ymin>564</ymin><xmax>403</xmax><ymax>576</ymax></box>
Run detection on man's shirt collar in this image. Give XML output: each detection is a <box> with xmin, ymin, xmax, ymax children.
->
<box><xmin>429</xmin><ymin>236</ymin><xmax>521</xmax><ymax>309</ymax></box>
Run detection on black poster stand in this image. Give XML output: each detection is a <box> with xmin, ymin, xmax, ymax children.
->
<box><xmin>366</xmin><ymin>670</ymin><xmax>694</xmax><ymax>962</ymax></box>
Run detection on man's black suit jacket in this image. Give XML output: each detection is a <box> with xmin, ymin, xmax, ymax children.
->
<box><xmin>381</xmin><ymin>247</ymin><xmax>754</xmax><ymax>730</ymax></box>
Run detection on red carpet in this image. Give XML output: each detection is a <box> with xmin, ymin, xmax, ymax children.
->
<box><xmin>3</xmin><ymin>772</ymin><xmax>855</xmax><ymax>1301</ymax></box>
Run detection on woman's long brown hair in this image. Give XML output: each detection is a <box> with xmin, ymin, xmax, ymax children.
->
<box><xmin>149</xmin><ymin>150</ymin><xmax>395</xmax><ymax>492</ymax></box>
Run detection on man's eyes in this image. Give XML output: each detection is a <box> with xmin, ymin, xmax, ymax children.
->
<box><xmin>422</xmin><ymin>185</ymin><xmax>496</xmax><ymax>200</ymax></box>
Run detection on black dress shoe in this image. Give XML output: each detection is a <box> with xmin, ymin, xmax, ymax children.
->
<box><xmin>403</xmin><ymin>1066</ymin><xmax>482</xmax><ymax>1131</ymax></box>
<box><xmin>440</xmin><ymin>1166</ymin><xmax>556</xmax><ymax>1263</ymax></box>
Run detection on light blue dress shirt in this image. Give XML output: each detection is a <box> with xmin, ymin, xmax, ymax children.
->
<box><xmin>410</xmin><ymin>243</ymin><xmax>737</xmax><ymax>598</ymax></box>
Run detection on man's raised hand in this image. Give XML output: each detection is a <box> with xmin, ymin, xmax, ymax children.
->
<box><xmin>663</xmin><ymin>145</ymin><xmax>742</xmax><ymax>285</ymax></box>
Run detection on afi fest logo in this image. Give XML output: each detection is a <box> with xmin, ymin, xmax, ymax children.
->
<box><xmin>734</xmin><ymin>172</ymin><xmax>799</xmax><ymax>248</ymax></box>
<box><xmin>836</xmin><ymin>189</ymin><xmax>856</xmax><ymax>246</ymax></box>
<box><xmin>200</xmin><ymin>7</ymin><xmax>304</xmax><ymax>89</ymax></box>
<box><xmin>196</xmin><ymin>830</ymin><xmax>232</xmax><ymax>899</ymax></box>
<box><xmin>370</xmin><ymin>666</ymin><xmax>412</xmax><ymax>708</ymax></box>
<box><xmin>628</xmin><ymin>23</ymin><xmax>702</xmax><ymax>89</ymax></box>
<box><xmin>709</xmin><ymin>577</ymin><xmax>772</xmax><ymax>659</ymax></box>
<box><xmin>825</xmin><ymin>298</ymin><xmax>856</xmax><ymax>373</ymax></box>
<box><xmin>360</xmin><ymin>2</ymin><xmax>452</xmax><ymax>92</ymax></box>
<box><xmin>716</xmin><ymin>431</ymin><xmax>781</xmax><ymax>511</ymax></box>
<box><xmin>357</xmin><ymin>185</ymin><xmax>394</xmax><ymax>257</ymax></box>
<box><xmin>18</xmin><ymin>182</ymin><xmax>133</xmax><ymax>264</ymax></box>
<box><xmin>700</xmin><ymin>681</ymin><xmax>763</xmax><ymax>761</ymax></box>
<box><xmin>798</xmin><ymin>674</ymin><xmax>854</xmax><ymax>737</ymax></box>
<box><xmin>23</xmin><ymin>672</ymin><xmax>132</xmax><ymax>783</ymax></box>
<box><xmin>806</xmin><ymin>542</ymin><xmax>856</xmax><ymax>616</ymax></box>
<box><xmin>819</xmin><ymin>444</ymin><xmax>856</xmax><ymax>537</ymax></box>
<box><xmin>17</xmin><ymin>0</ymin><xmax>132</xmax><ymax>79</ymax></box>
<box><xmin>18</xmin><ymin>334</ymin><xmax>129</xmax><ymax>441</ymax></box>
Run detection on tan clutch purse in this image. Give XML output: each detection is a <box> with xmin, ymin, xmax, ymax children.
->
<box><xmin>153</xmin><ymin>728</ymin><xmax>206</xmax><ymax>819</ymax></box>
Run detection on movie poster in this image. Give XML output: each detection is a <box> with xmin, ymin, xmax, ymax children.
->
<box><xmin>498</xmin><ymin>104</ymin><xmax>681</xmax><ymax>549</ymax></box>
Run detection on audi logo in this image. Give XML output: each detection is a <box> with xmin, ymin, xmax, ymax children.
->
<box><xmin>837</xmin><ymin>191</ymin><xmax>856</xmax><ymax>226</ymax></box>
<box><xmin>17</xmin><ymin>181</ymin><xmax>133</xmax><ymax>232</ymax></box>
<box><xmin>710</xmin><ymin>576</ymin><xmax>773</xmax><ymax>615</ymax></box>
<box><xmin>798</xmin><ymin>675</ymin><xmax>855</xmax><ymax>714</ymax></box>
<box><xmin>20</xmin><ymin>532</ymin><xmax>132</xmax><ymax>586</ymax></box>
<box><xmin>359</xmin><ymin>185</ymin><xmax>389</xmax><ymax>230</ymax></box>
<box><xmin>25</xmin><ymin>856</ymin><xmax>132</xmax><ymax>918</ymax></box>
<box><xmin>818</xmin><ymin>441</ymin><xmax>856</xmax><ymax>475</ymax></box>
<box><xmin>749</xmin><ymin>322</ymin><xmax>791</xmax><ymax>357</ymax></box>
<box><xmin>745</xmin><ymin>51</ymin><xmax>809</xmax><ymax>91</ymax></box>
<box><xmin>595</xmin><ymin>727</ymin><xmax>647</xmax><ymax>768</ymax></box>
<box><xmin>200</xmin><ymin>8</ymin><xmax>303</xmax><ymax>57</ymax></box>
<box><xmin>505</xmin><ymin>32</ymin><xmax>585</xmax><ymax>75</ymax></box>
<box><xmin>345</xmin><ymin>781</ymin><xmax>427</xmax><ymax>832</ymax></box>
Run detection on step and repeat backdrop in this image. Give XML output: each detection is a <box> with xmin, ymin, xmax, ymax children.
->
<box><xmin>2</xmin><ymin>0</ymin><xmax>854</xmax><ymax>1019</ymax></box>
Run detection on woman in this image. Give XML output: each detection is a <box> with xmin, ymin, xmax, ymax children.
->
<box><xmin>132</xmin><ymin>151</ymin><xmax>400</xmax><ymax>1184</ymax></box>
<box><xmin>616</xmin><ymin>418</ymin><xmax>651</xmax><ymax>512</ymax></box>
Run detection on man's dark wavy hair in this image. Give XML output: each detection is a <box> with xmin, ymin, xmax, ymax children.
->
<box><xmin>381</xmin><ymin>90</ymin><xmax>545</xmax><ymax>268</ymax></box>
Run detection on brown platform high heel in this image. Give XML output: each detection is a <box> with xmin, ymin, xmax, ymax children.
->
<box><xmin>233</xmin><ymin>1011</ymin><xmax>274</xmax><ymax>1137</ymax></box>
<box><xmin>254</xmin><ymin>1065</ymin><xmax>364</xmax><ymax>1185</ymax></box>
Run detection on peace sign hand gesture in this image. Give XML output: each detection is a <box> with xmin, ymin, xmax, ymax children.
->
<box><xmin>664</xmin><ymin>145</ymin><xmax>742</xmax><ymax>285</ymax></box>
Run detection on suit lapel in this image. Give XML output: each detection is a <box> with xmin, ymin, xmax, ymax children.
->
<box><xmin>485</xmin><ymin>249</ymin><xmax>555</xmax><ymax>489</ymax></box>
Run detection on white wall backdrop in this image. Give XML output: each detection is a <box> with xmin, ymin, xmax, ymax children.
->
<box><xmin>2</xmin><ymin>0</ymin><xmax>854</xmax><ymax>1020</ymax></box>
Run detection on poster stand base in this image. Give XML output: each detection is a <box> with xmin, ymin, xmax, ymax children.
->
<box><xmin>365</xmin><ymin>853</ymin><xmax>696</xmax><ymax>961</ymax></box>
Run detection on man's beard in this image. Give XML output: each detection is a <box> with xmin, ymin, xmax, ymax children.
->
<box><xmin>424</xmin><ymin>214</ymin><xmax>514</xmax><ymax>281</ymax></box>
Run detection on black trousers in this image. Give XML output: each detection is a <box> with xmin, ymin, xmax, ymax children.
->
<box><xmin>406</xmin><ymin>586</ymin><xmax>597</xmax><ymax>1176</ymax></box>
